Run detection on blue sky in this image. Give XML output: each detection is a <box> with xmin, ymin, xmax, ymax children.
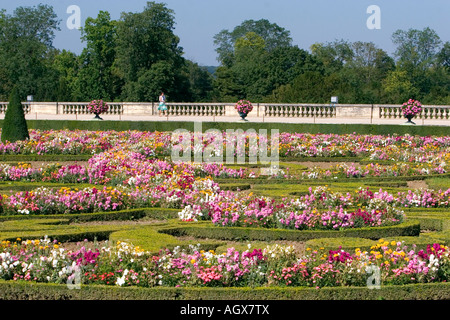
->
<box><xmin>2</xmin><ymin>0</ymin><xmax>449</xmax><ymax>66</ymax></box>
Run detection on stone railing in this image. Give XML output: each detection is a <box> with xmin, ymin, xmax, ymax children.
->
<box><xmin>60</xmin><ymin>102</ymin><xmax>124</xmax><ymax>115</ymax></box>
<box><xmin>0</xmin><ymin>102</ymin><xmax>31</xmax><ymax>114</ymax></box>
<box><xmin>379</xmin><ymin>105</ymin><xmax>450</xmax><ymax>120</ymax></box>
<box><xmin>264</xmin><ymin>103</ymin><xmax>336</xmax><ymax>118</ymax></box>
<box><xmin>0</xmin><ymin>102</ymin><xmax>449</xmax><ymax>121</ymax></box>
<box><xmin>166</xmin><ymin>103</ymin><xmax>226</xmax><ymax>116</ymax></box>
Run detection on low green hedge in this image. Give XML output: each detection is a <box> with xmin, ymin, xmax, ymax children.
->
<box><xmin>0</xmin><ymin>207</ymin><xmax>180</xmax><ymax>223</ymax></box>
<box><xmin>405</xmin><ymin>210</ymin><xmax>450</xmax><ymax>232</ymax></box>
<box><xmin>7</xmin><ymin>119</ymin><xmax>450</xmax><ymax>136</ymax></box>
<box><xmin>158</xmin><ymin>220</ymin><xmax>420</xmax><ymax>242</ymax></box>
<box><xmin>0</xmin><ymin>280</ymin><xmax>448</xmax><ymax>300</ymax></box>
<box><xmin>305</xmin><ymin>234</ymin><xmax>446</xmax><ymax>252</ymax></box>
<box><xmin>219</xmin><ymin>183</ymin><xmax>252</xmax><ymax>191</ymax></box>
<box><xmin>213</xmin><ymin>173</ymin><xmax>441</xmax><ymax>185</ymax></box>
<box><xmin>0</xmin><ymin>227</ymin><xmax>121</xmax><ymax>243</ymax></box>
<box><xmin>0</xmin><ymin>182</ymin><xmax>96</xmax><ymax>193</ymax></box>
<box><xmin>109</xmin><ymin>224</ymin><xmax>226</xmax><ymax>253</ymax></box>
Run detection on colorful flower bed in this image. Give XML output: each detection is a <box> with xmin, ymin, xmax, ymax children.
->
<box><xmin>0</xmin><ymin>148</ymin><xmax>449</xmax><ymax>229</ymax></box>
<box><xmin>1</xmin><ymin>130</ymin><xmax>449</xmax><ymax>163</ymax></box>
<box><xmin>0</xmin><ymin>129</ymin><xmax>449</xmax><ymax>294</ymax></box>
<box><xmin>2</xmin><ymin>153</ymin><xmax>450</xmax><ymax>233</ymax></box>
<box><xmin>0</xmin><ymin>238</ymin><xmax>448</xmax><ymax>288</ymax></box>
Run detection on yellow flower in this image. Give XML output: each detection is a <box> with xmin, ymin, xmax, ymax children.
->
<box><xmin>190</xmin><ymin>259</ymin><xmax>196</xmax><ymax>264</ymax></box>
<box><xmin>391</xmin><ymin>241</ymin><xmax>396</xmax><ymax>246</ymax></box>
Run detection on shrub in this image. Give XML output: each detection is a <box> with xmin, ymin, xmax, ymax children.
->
<box><xmin>1</xmin><ymin>88</ymin><xmax>29</xmax><ymax>143</ymax></box>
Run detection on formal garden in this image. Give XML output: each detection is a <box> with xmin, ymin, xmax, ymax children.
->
<box><xmin>0</xmin><ymin>122</ymin><xmax>449</xmax><ymax>300</ymax></box>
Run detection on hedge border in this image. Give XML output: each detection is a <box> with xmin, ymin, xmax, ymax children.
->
<box><xmin>5</xmin><ymin>120</ymin><xmax>450</xmax><ymax>136</ymax></box>
<box><xmin>0</xmin><ymin>281</ymin><xmax>448</xmax><ymax>300</ymax></box>
<box><xmin>0</xmin><ymin>207</ymin><xmax>180</xmax><ymax>223</ymax></box>
<box><xmin>304</xmin><ymin>235</ymin><xmax>445</xmax><ymax>252</ymax></box>
<box><xmin>158</xmin><ymin>220</ymin><xmax>421</xmax><ymax>242</ymax></box>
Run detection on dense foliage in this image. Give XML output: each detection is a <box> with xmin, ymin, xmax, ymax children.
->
<box><xmin>0</xmin><ymin>3</ymin><xmax>448</xmax><ymax>104</ymax></box>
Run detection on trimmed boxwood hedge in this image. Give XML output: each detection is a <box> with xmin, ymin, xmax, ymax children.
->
<box><xmin>5</xmin><ymin>119</ymin><xmax>450</xmax><ymax>136</ymax></box>
<box><xmin>0</xmin><ymin>280</ymin><xmax>448</xmax><ymax>300</ymax></box>
<box><xmin>305</xmin><ymin>234</ymin><xmax>445</xmax><ymax>252</ymax></box>
<box><xmin>158</xmin><ymin>220</ymin><xmax>421</xmax><ymax>242</ymax></box>
<box><xmin>0</xmin><ymin>207</ymin><xmax>180</xmax><ymax>223</ymax></box>
<box><xmin>0</xmin><ymin>208</ymin><xmax>176</xmax><ymax>244</ymax></box>
<box><xmin>109</xmin><ymin>224</ymin><xmax>226</xmax><ymax>253</ymax></box>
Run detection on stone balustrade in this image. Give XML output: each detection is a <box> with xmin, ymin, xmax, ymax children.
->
<box><xmin>264</xmin><ymin>104</ymin><xmax>336</xmax><ymax>118</ymax></box>
<box><xmin>0</xmin><ymin>102</ymin><xmax>449</xmax><ymax>121</ymax></box>
<box><xmin>0</xmin><ymin>102</ymin><xmax>31</xmax><ymax>114</ymax></box>
<box><xmin>166</xmin><ymin>103</ymin><xmax>226</xmax><ymax>116</ymax></box>
<box><xmin>379</xmin><ymin>105</ymin><xmax>450</xmax><ymax>120</ymax></box>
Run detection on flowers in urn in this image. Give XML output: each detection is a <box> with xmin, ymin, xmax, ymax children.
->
<box><xmin>87</xmin><ymin>100</ymin><xmax>109</xmax><ymax>120</ymax></box>
<box><xmin>235</xmin><ymin>100</ymin><xmax>253</xmax><ymax>121</ymax></box>
<box><xmin>401</xmin><ymin>99</ymin><xmax>422</xmax><ymax>124</ymax></box>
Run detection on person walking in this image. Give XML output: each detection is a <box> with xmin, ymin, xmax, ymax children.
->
<box><xmin>158</xmin><ymin>92</ymin><xmax>167</xmax><ymax>116</ymax></box>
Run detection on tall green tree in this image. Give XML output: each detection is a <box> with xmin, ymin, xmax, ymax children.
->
<box><xmin>0</xmin><ymin>5</ymin><xmax>60</xmax><ymax>100</ymax></box>
<box><xmin>214</xmin><ymin>19</ymin><xmax>292</xmax><ymax>67</ymax></box>
<box><xmin>310</xmin><ymin>40</ymin><xmax>354</xmax><ymax>74</ymax></box>
<box><xmin>212</xmin><ymin>19</ymin><xmax>311</xmax><ymax>102</ymax></box>
<box><xmin>115</xmin><ymin>2</ymin><xmax>188</xmax><ymax>102</ymax></box>
<box><xmin>382</xmin><ymin>69</ymin><xmax>419</xmax><ymax>103</ymax></box>
<box><xmin>437</xmin><ymin>42</ymin><xmax>450</xmax><ymax>69</ymax></box>
<box><xmin>186</xmin><ymin>61</ymin><xmax>214</xmax><ymax>102</ymax></box>
<box><xmin>391</xmin><ymin>28</ymin><xmax>443</xmax><ymax>102</ymax></box>
<box><xmin>392</xmin><ymin>27</ymin><xmax>442</xmax><ymax>70</ymax></box>
<box><xmin>77</xmin><ymin>11</ymin><xmax>120</xmax><ymax>101</ymax></box>
<box><xmin>52</xmin><ymin>50</ymin><xmax>80</xmax><ymax>101</ymax></box>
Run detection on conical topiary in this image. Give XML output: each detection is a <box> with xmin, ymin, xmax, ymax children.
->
<box><xmin>1</xmin><ymin>88</ymin><xmax>30</xmax><ymax>143</ymax></box>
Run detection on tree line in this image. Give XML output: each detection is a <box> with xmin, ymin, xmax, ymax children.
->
<box><xmin>0</xmin><ymin>2</ymin><xmax>449</xmax><ymax>104</ymax></box>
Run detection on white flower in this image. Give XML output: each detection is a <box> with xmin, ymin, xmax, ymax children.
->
<box><xmin>116</xmin><ymin>276</ymin><xmax>125</xmax><ymax>286</ymax></box>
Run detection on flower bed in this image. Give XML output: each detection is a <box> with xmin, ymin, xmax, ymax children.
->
<box><xmin>0</xmin><ymin>237</ymin><xmax>448</xmax><ymax>288</ymax></box>
<box><xmin>0</xmin><ymin>148</ymin><xmax>449</xmax><ymax>234</ymax></box>
<box><xmin>0</xmin><ymin>130</ymin><xmax>449</xmax><ymax>164</ymax></box>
